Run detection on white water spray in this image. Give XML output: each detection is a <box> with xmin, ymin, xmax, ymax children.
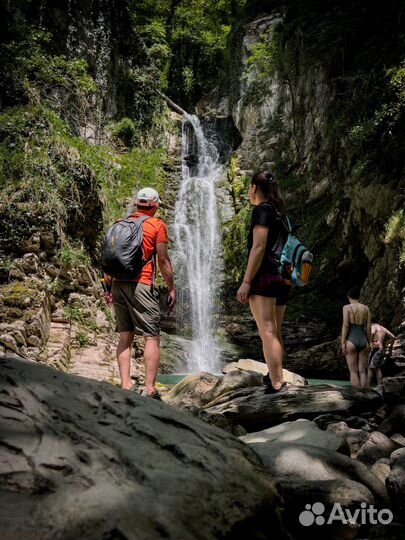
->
<box><xmin>173</xmin><ymin>115</ymin><xmax>224</xmax><ymax>372</ymax></box>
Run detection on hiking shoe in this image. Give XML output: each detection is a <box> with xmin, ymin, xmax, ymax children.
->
<box><xmin>140</xmin><ymin>389</ymin><xmax>162</xmax><ymax>400</ymax></box>
<box><xmin>264</xmin><ymin>381</ymin><xmax>288</xmax><ymax>395</ymax></box>
<box><xmin>262</xmin><ymin>373</ymin><xmax>272</xmax><ymax>387</ymax></box>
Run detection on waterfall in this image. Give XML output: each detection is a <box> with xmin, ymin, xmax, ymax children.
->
<box><xmin>172</xmin><ymin>115</ymin><xmax>224</xmax><ymax>373</ymax></box>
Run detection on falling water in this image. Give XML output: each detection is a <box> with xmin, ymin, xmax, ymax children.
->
<box><xmin>172</xmin><ymin>115</ymin><xmax>224</xmax><ymax>373</ymax></box>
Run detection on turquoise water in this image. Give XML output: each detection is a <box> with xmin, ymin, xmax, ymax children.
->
<box><xmin>158</xmin><ymin>374</ymin><xmax>188</xmax><ymax>385</ymax></box>
<box><xmin>307</xmin><ymin>378</ymin><xmax>351</xmax><ymax>387</ymax></box>
<box><xmin>157</xmin><ymin>373</ymin><xmax>351</xmax><ymax>387</ymax></box>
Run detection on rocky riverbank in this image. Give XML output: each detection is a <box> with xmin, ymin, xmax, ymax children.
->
<box><xmin>2</xmin><ymin>355</ymin><xmax>405</xmax><ymax>540</ymax></box>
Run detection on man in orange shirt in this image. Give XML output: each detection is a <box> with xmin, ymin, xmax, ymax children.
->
<box><xmin>105</xmin><ymin>187</ymin><xmax>176</xmax><ymax>399</ymax></box>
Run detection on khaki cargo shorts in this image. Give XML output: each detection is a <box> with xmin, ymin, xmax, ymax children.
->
<box><xmin>112</xmin><ymin>281</ymin><xmax>160</xmax><ymax>336</ymax></box>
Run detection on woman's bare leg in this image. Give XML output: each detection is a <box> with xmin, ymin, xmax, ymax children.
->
<box><xmin>275</xmin><ymin>304</ymin><xmax>287</xmax><ymax>352</ymax></box>
<box><xmin>367</xmin><ymin>367</ymin><xmax>374</xmax><ymax>386</ymax></box>
<box><xmin>358</xmin><ymin>349</ymin><xmax>369</xmax><ymax>387</ymax></box>
<box><xmin>376</xmin><ymin>367</ymin><xmax>383</xmax><ymax>385</ymax></box>
<box><xmin>345</xmin><ymin>341</ymin><xmax>360</xmax><ymax>386</ymax></box>
<box><xmin>249</xmin><ymin>295</ymin><xmax>284</xmax><ymax>389</ymax></box>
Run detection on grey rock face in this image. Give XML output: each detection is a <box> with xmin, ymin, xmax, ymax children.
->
<box><xmin>249</xmin><ymin>442</ymin><xmax>388</xmax><ymax>504</ymax></box>
<box><xmin>241</xmin><ymin>418</ymin><xmax>349</xmax><ymax>455</ymax></box>
<box><xmin>356</xmin><ymin>431</ymin><xmax>402</xmax><ymax>467</ymax></box>
<box><xmin>0</xmin><ymin>357</ymin><xmax>289</xmax><ymax>540</ymax></box>
<box><xmin>205</xmin><ymin>385</ymin><xmax>383</xmax><ymax>432</ymax></box>
<box><xmin>163</xmin><ymin>370</ymin><xmax>262</xmax><ymax>410</ymax></box>
<box><xmin>326</xmin><ymin>422</ymin><xmax>371</xmax><ymax>459</ymax></box>
<box><xmin>277</xmin><ymin>478</ymin><xmax>373</xmax><ymax>540</ymax></box>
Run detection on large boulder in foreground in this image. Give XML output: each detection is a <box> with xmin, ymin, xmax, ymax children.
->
<box><xmin>276</xmin><ymin>478</ymin><xmax>374</xmax><ymax>540</ymax></box>
<box><xmin>204</xmin><ymin>385</ymin><xmax>383</xmax><ymax>432</ymax></box>
<box><xmin>249</xmin><ymin>442</ymin><xmax>388</xmax><ymax>504</ymax></box>
<box><xmin>0</xmin><ymin>357</ymin><xmax>289</xmax><ymax>540</ymax></box>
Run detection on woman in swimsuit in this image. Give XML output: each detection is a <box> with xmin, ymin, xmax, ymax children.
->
<box><xmin>341</xmin><ymin>286</ymin><xmax>371</xmax><ymax>387</ymax></box>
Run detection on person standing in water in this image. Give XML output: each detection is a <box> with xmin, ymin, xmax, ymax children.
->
<box><xmin>237</xmin><ymin>170</ymin><xmax>291</xmax><ymax>393</ymax></box>
<box><xmin>367</xmin><ymin>320</ymin><xmax>396</xmax><ymax>385</ymax></box>
<box><xmin>341</xmin><ymin>286</ymin><xmax>371</xmax><ymax>387</ymax></box>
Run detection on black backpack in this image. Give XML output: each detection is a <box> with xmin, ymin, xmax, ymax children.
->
<box><xmin>101</xmin><ymin>215</ymin><xmax>152</xmax><ymax>280</ymax></box>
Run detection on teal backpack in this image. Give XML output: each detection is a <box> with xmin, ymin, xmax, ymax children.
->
<box><xmin>272</xmin><ymin>216</ymin><xmax>313</xmax><ymax>287</ymax></box>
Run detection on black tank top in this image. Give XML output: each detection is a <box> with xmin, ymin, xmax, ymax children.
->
<box><xmin>247</xmin><ymin>203</ymin><xmax>287</xmax><ymax>277</ymax></box>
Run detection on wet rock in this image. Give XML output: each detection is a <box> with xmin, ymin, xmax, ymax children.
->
<box><xmin>241</xmin><ymin>418</ymin><xmax>349</xmax><ymax>454</ymax></box>
<box><xmin>0</xmin><ymin>356</ymin><xmax>290</xmax><ymax>540</ymax></box>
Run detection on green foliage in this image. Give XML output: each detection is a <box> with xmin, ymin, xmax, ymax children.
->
<box><xmin>0</xmin><ymin>105</ymin><xmax>102</xmax><ymax>253</ymax></box>
<box><xmin>1</xmin><ymin>280</ymin><xmax>40</xmax><ymax>308</ymax></box>
<box><xmin>110</xmin><ymin>118</ymin><xmax>139</xmax><ymax>148</ymax></box>
<box><xmin>1</xmin><ymin>29</ymin><xmax>96</xmax><ymax>131</ymax></box>
<box><xmin>246</xmin><ymin>29</ymin><xmax>279</xmax><ymax>80</ymax></box>
<box><xmin>385</xmin><ymin>210</ymin><xmax>405</xmax><ymax>265</ymax></box>
<box><xmin>76</xmin><ymin>331</ymin><xmax>91</xmax><ymax>348</ymax></box>
<box><xmin>57</xmin><ymin>242</ymin><xmax>91</xmax><ymax>268</ymax></box>
<box><xmin>102</xmin><ymin>147</ymin><xmax>167</xmax><ymax>224</ymax></box>
<box><xmin>63</xmin><ymin>306</ymin><xmax>98</xmax><ymax>332</ymax></box>
<box><xmin>222</xmin><ymin>155</ymin><xmax>252</xmax><ymax>291</ymax></box>
<box><xmin>132</xmin><ymin>0</ymin><xmax>245</xmax><ymax>105</ymax></box>
<box><xmin>182</xmin><ymin>67</ymin><xmax>195</xmax><ymax>94</ymax></box>
<box><xmin>222</xmin><ymin>204</ymin><xmax>251</xmax><ymax>290</ymax></box>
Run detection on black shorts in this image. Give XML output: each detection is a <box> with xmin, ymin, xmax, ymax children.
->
<box><xmin>250</xmin><ymin>273</ymin><xmax>291</xmax><ymax>306</ymax></box>
<box><xmin>368</xmin><ymin>348</ymin><xmax>386</xmax><ymax>369</ymax></box>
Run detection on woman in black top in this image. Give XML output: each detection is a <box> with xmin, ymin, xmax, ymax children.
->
<box><xmin>236</xmin><ymin>170</ymin><xmax>291</xmax><ymax>393</ymax></box>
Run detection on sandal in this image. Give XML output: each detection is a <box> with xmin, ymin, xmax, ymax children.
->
<box><xmin>140</xmin><ymin>389</ymin><xmax>162</xmax><ymax>400</ymax></box>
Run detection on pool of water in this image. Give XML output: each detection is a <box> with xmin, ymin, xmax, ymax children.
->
<box><xmin>158</xmin><ymin>374</ymin><xmax>189</xmax><ymax>386</ymax></box>
<box><xmin>157</xmin><ymin>373</ymin><xmax>351</xmax><ymax>387</ymax></box>
<box><xmin>307</xmin><ymin>378</ymin><xmax>351</xmax><ymax>386</ymax></box>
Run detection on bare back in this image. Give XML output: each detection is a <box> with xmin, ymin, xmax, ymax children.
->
<box><xmin>371</xmin><ymin>323</ymin><xmax>395</xmax><ymax>348</ymax></box>
<box><xmin>347</xmin><ymin>303</ymin><xmax>369</xmax><ymax>326</ymax></box>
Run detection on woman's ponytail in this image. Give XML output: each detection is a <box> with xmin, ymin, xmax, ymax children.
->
<box><xmin>251</xmin><ymin>170</ymin><xmax>285</xmax><ymax>217</ymax></box>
